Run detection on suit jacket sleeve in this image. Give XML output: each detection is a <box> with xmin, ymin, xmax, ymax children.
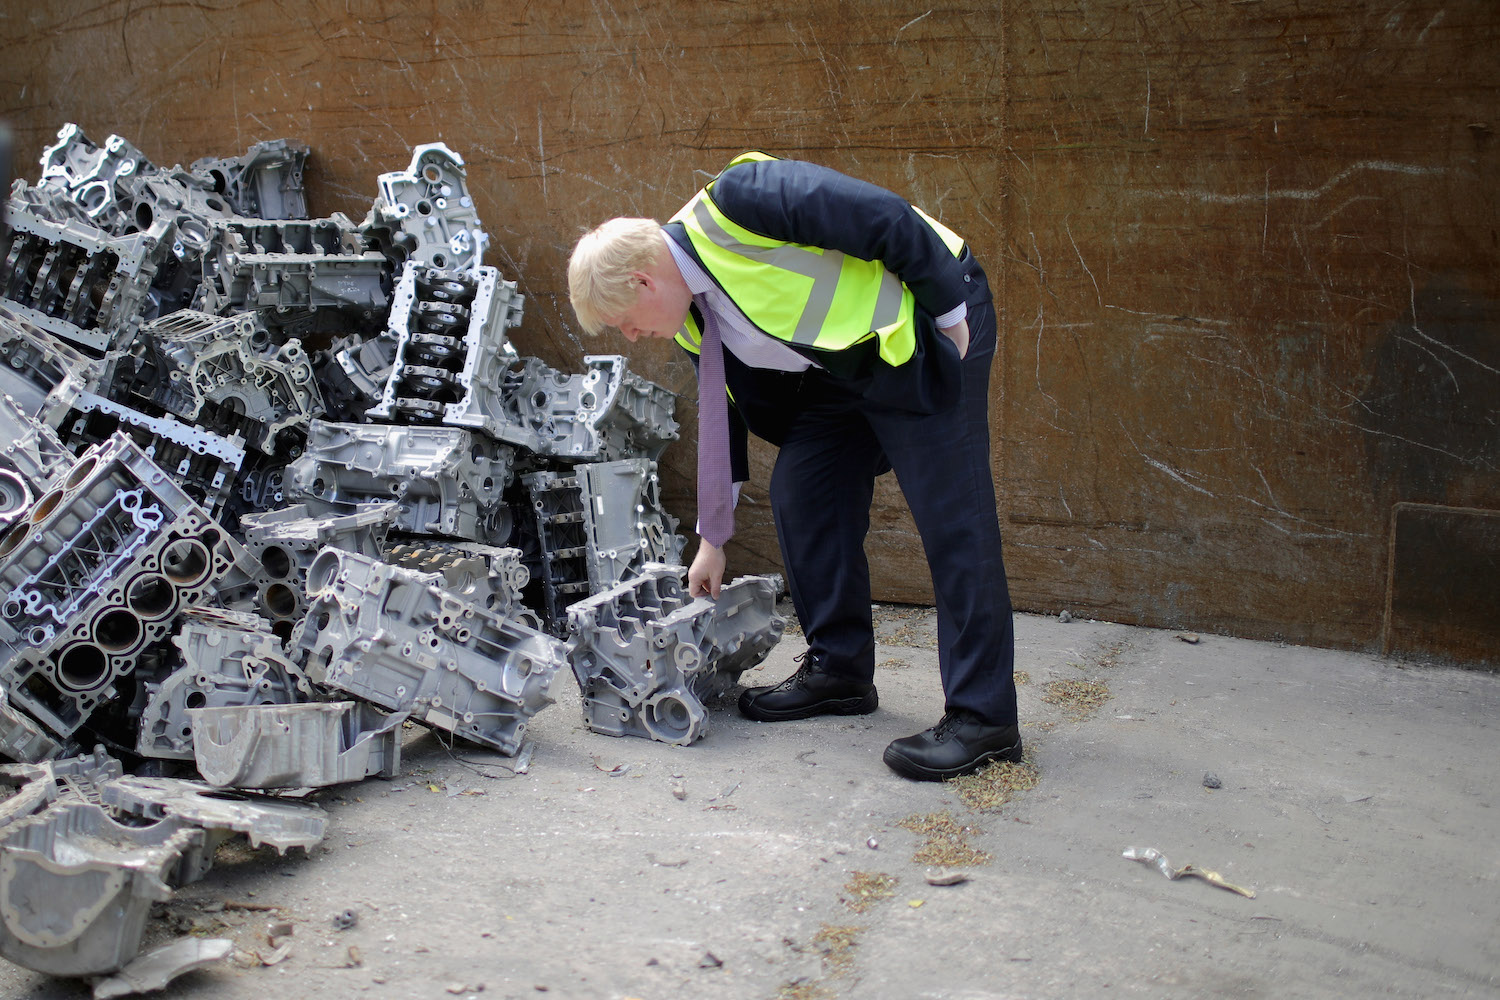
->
<box><xmin>706</xmin><ymin>158</ymin><xmax>967</xmax><ymax>321</ymax></box>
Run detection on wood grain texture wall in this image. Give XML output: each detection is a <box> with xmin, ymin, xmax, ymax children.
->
<box><xmin>1</xmin><ymin>1</ymin><xmax>1495</xmax><ymax>660</ymax></box>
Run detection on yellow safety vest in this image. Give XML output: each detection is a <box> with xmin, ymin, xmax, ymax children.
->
<box><xmin>671</xmin><ymin>151</ymin><xmax>963</xmax><ymax>364</ymax></box>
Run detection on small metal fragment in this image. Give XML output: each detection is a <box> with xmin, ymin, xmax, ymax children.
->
<box><xmin>259</xmin><ymin>942</ymin><xmax>293</xmax><ymax>966</ymax></box>
<box><xmin>1122</xmin><ymin>847</ymin><xmax>1255</xmax><ymax>898</ymax></box>
<box><xmin>924</xmin><ymin>869</ymin><xmax>970</xmax><ymax>886</ymax></box>
<box><xmin>91</xmin><ymin>938</ymin><xmax>234</xmax><ymax>1000</ymax></box>
<box><xmin>1203</xmin><ymin>772</ymin><xmax>1222</xmax><ymax>789</ymax></box>
<box><xmin>699</xmin><ymin>951</ymin><xmax>723</xmax><ymax>969</ymax></box>
<box><xmin>866</xmin><ymin>837</ymin><xmax>879</xmax><ymax>850</ymax></box>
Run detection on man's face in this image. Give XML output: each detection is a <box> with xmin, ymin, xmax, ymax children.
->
<box><xmin>603</xmin><ymin>267</ymin><xmax>691</xmax><ymax>343</ymax></box>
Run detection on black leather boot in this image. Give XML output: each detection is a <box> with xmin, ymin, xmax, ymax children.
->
<box><xmin>882</xmin><ymin>710</ymin><xmax>1022</xmax><ymax>781</ymax></box>
<box><xmin>738</xmin><ymin>657</ymin><xmax>878</xmax><ymax>722</ymax></box>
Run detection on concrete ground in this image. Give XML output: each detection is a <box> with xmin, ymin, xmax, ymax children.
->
<box><xmin>1</xmin><ymin>605</ymin><xmax>1497</xmax><ymax>1000</ymax></box>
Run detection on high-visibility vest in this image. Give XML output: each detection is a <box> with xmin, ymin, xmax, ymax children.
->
<box><xmin>670</xmin><ymin>151</ymin><xmax>964</xmax><ymax>365</ymax></box>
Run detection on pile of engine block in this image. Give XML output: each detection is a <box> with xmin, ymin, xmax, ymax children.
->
<box><xmin>0</xmin><ymin>125</ymin><xmax>785</xmax><ymax>983</ymax></box>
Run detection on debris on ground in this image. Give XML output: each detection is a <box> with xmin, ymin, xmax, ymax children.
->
<box><xmin>1177</xmin><ymin>633</ymin><xmax>1202</xmax><ymax>644</ymax></box>
<box><xmin>897</xmin><ymin>811</ymin><xmax>993</xmax><ymax>867</ymax></box>
<box><xmin>811</xmin><ymin>923</ymin><xmax>863</xmax><ymax>974</ymax></box>
<box><xmin>1042</xmin><ymin>679</ymin><xmax>1112</xmax><ymax>721</ymax></box>
<box><xmin>1203</xmin><ymin>772</ymin><xmax>1223</xmax><ymax>789</ymax></box>
<box><xmin>924</xmin><ymin>869</ymin><xmax>971</xmax><ymax>886</ymax></box>
<box><xmin>948</xmin><ymin>753</ymin><xmax>1041</xmax><ymax>812</ymax></box>
<box><xmin>1122</xmin><ymin>846</ymin><xmax>1256</xmax><ymax>898</ymax></box>
<box><xmin>841</xmin><ymin>871</ymin><xmax>899</xmax><ymax>913</ymax></box>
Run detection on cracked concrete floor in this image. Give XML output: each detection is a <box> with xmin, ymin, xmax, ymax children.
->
<box><xmin>2</xmin><ymin>607</ymin><xmax>1497</xmax><ymax>999</ymax></box>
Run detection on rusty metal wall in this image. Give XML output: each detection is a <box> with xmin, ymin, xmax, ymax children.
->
<box><xmin>1</xmin><ymin>1</ymin><xmax>1495</xmax><ymax>661</ymax></box>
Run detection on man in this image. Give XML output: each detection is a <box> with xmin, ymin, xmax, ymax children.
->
<box><xmin>567</xmin><ymin>151</ymin><xmax>1020</xmax><ymax>780</ymax></box>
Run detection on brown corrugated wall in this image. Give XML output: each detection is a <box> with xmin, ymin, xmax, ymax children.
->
<box><xmin>2</xmin><ymin>1</ymin><xmax>1495</xmax><ymax>663</ymax></box>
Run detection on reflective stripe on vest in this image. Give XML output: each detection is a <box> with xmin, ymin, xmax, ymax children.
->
<box><xmin>687</xmin><ymin>199</ymin><xmax>907</xmax><ymax>351</ymax></box>
<box><xmin>669</xmin><ymin>151</ymin><xmax>963</xmax><ymax>367</ymax></box>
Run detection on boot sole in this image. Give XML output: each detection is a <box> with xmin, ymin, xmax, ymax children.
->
<box><xmin>739</xmin><ymin>692</ymin><xmax>878</xmax><ymax>723</ymax></box>
<box><xmin>881</xmin><ymin>740</ymin><xmax>1023</xmax><ymax>782</ymax></box>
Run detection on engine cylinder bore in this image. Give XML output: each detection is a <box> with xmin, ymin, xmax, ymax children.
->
<box><xmin>260</xmin><ymin>544</ymin><xmax>293</xmax><ymax>580</ymax></box>
<box><xmin>161</xmin><ymin>538</ymin><xmax>213</xmax><ymax>587</ymax></box>
<box><xmin>55</xmin><ymin>642</ymin><xmax>112</xmax><ymax>692</ymax></box>
<box><xmin>263</xmin><ymin>582</ymin><xmax>300</xmax><ymax>619</ymax></box>
<box><xmin>126</xmin><ymin>573</ymin><xmax>176</xmax><ymax>619</ymax></box>
<box><xmin>92</xmin><ymin>608</ymin><xmax>143</xmax><ymax>652</ymax></box>
<box><xmin>63</xmin><ymin>455</ymin><xmax>98</xmax><ymax>492</ymax></box>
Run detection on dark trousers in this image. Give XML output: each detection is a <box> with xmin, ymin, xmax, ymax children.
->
<box><xmin>755</xmin><ymin>253</ymin><xmax>1018</xmax><ymax>726</ymax></box>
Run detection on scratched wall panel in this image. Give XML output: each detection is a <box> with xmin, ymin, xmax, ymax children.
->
<box><xmin>0</xmin><ymin>0</ymin><xmax>1005</xmax><ymax>607</ymax></box>
<box><xmin>1002</xmin><ymin>2</ymin><xmax>1500</xmax><ymax>648</ymax></box>
<box><xmin>3</xmin><ymin>2</ymin><xmax>1495</xmax><ymax>655</ymax></box>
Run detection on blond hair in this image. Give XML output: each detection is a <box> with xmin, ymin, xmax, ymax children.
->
<box><xmin>567</xmin><ymin>217</ymin><xmax>664</xmax><ymax>335</ymax></box>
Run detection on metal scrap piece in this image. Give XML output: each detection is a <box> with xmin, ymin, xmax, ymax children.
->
<box><xmin>1122</xmin><ymin>846</ymin><xmax>1255</xmax><ymax>898</ymax></box>
<box><xmin>99</xmin><ymin>776</ymin><xmax>327</xmax><ymax>853</ymax></box>
<box><xmin>0</xmin><ymin>799</ymin><xmax>208</xmax><ymax>976</ymax></box>
<box><xmin>188</xmin><ymin>701</ymin><xmax>405</xmax><ymax>789</ymax></box>
<box><xmin>91</xmin><ymin>937</ymin><xmax>234</xmax><ymax>999</ymax></box>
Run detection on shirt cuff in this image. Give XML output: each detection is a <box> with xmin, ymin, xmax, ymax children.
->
<box><xmin>933</xmin><ymin>301</ymin><xmax>968</xmax><ymax>330</ymax></box>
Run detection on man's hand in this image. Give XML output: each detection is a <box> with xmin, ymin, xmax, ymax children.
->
<box><xmin>939</xmin><ymin>318</ymin><xmax>970</xmax><ymax>359</ymax></box>
<box><xmin>688</xmin><ymin>538</ymin><xmax>727</xmax><ymax>599</ymax></box>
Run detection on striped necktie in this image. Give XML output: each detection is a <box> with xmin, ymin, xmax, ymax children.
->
<box><xmin>695</xmin><ymin>302</ymin><xmax>734</xmax><ymax>548</ymax></box>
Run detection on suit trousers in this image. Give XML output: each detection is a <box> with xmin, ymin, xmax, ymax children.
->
<box><xmin>764</xmin><ymin>252</ymin><xmax>1018</xmax><ymax>726</ymax></box>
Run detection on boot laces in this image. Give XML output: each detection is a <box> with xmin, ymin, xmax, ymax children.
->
<box><xmin>776</xmin><ymin>651</ymin><xmax>822</xmax><ymax>692</ymax></box>
<box><xmin>932</xmin><ymin>710</ymin><xmax>973</xmax><ymax>742</ymax></box>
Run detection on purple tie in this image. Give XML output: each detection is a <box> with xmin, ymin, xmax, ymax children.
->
<box><xmin>695</xmin><ymin>302</ymin><xmax>734</xmax><ymax>548</ymax></box>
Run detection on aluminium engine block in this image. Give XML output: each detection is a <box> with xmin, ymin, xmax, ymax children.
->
<box><xmin>116</xmin><ymin>308</ymin><xmax>324</xmax><ymax>457</ymax></box>
<box><xmin>297</xmin><ymin>548</ymin><xmax>567</xmax><ymax>755</ymax></box>
<box><xmin>487</xmin><ymin>355</ymin><xmax>680</xmax><ymax>462</ymax></box>
<box><xmin>363</xmin><ymin>142</ymin><xmax>488</xmax><ymax>271</ymax></box>
<box><xmin>189</xmin><ymin>138</ymin><xmax>311</xmax><ymax>221</ymax></box>
<box><xmin>34</xmin><ymin>124</ymin><xmax>233</xmax><ymax>241</ymax></box>
<box><xmin>41</xmin><ymin>377</ymin><xmax>246</xmax><ymax>517</ymax></box>
<box><xmin>566</xmin><ymin>565</ymin><xmax>785</xmax><ymax>745</ymax></box>
<box><xmin>238</xmin><ymin>501</ymin><xmax>397</xmax><ymax>627</ymax></box>
<box><xmin>522</xmin><ymin>458</ymin><xmax>684</xmax><ymax>625</ymax></box>
<box><xmin>0</xmin><ymin>434</ymin><xmax>246</xmax><ymax>737</ymax></box>
<box><xmin>0</xmin><ymin>205</ymin><xmax>171</xmax><ymax>353</ymax></box>
<box><xmin>384</xmin><ymin>541</ymin><xmax>534</xmax><ymax>625</ymax></box>
<box><xmin>0</xmin><ymin>302</ymin><xmax>106</xmax><ymax>415</ymax></box>
<box><xmin>135</xmin><ymin>611</ymin><xmax>313</xmax><ymax>761</ymax></box>
<box><xmin>367</xmin><ymin>262</ymin><xmax>522</xmax><ymax>426</ymax></box>
<box><xmin>284</xmin><ymin>419</ymin><xmax>515</xmax><ymax>543</ymax></box>
<box><xmin>195</xmin><ymin>216</ymin><xmax>389</xmax><ymax>336</ymax></box>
